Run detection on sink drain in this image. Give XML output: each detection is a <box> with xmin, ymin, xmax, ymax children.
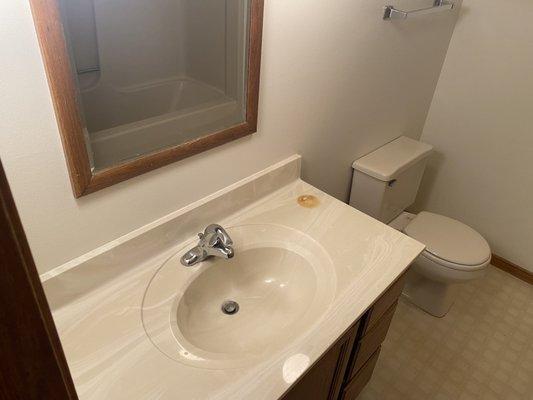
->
<box><xmin>221</xmin><ymin>300</ymin><xmax>239</xmax><ymax>315</ymax></box>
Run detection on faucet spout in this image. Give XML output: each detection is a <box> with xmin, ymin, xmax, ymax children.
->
<box><xmin>219</xmin><ymin>246</ymin><xmax>234</xmax><ymax>259</ymax></box>
<box><xmin>180</xmin><ymin>224</ymin><xmax>234</xmax><ymax>267</ymax></box>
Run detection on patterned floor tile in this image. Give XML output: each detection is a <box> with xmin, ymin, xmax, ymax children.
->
<box><xmin>359</xmin><ymin>266</ymin><xmax>533</xmax><ymax>400</ymax></box>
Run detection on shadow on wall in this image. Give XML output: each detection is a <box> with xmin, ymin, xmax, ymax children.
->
<box><xmin>301</xmin><ymin>155</ymin><xmax>358</xmax><ymax>204</ymax></box>
<box><xmin>411</xmin><ymin>150</ymin><xmax>445</xmax><ymax>213</ymax></box>
<box><xmin>453</xmin><ymin>2</ymin><xmax>470</xmax><ymax>27</ymax></box>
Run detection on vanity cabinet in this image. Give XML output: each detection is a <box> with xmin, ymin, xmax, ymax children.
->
<box><xmin>281</xmin><ymin>272</ymin><xmax>407</xmax><ymax>400</ymax></box>
<box><xmin>281</xmin><ymin>320</ymin><xmax>360</xmax><ymax>400</ymax></box>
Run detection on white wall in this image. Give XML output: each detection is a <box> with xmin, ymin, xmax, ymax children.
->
<box><xmin>184</xmin><ymin>0</ymin><xmax>228</xmax><ymax>91</ymax></box>
<box><xmin>93</xmin><ymin>0</ymin><xmax>185</xmax><ymax>88</ymax></box>
<box><xmin>61</xmin><ymin>0</ymin><xmax>100</xmax><ymax>73</ymax></box>
<box><xmin>416</xmin><ymin>0</ymin><xmax>533</xmax><ymax>272</ymax></box>
<box><xmin>0</xmin><ymin>0</ymin><xmax>458</xmax><ymax>274</ymax></box>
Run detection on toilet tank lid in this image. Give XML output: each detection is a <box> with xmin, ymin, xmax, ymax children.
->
<box><xmin>352</xmin><ymin>136</ymin><xmax>433</xmax><ymax>181</ymax></box>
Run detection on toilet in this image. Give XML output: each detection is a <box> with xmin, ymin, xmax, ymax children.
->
<box><xmin>349</xmin><ymin>136</ymin><xmax>491</xmax><ymax>317</ymax></box>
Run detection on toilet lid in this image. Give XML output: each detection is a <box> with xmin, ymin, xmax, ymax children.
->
<box><xmin>404</xmin><ymin>212</ymin><xmax>491</xmax><ymax>266</ymax></box>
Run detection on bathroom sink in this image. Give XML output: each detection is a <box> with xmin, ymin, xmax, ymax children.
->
<box><xmin>176</xmin><ymin>246</ymin><xmax>319</xmax><ymax>354</ymax></box>
<box><xmin>142</xmin><ymin>224</ymin><xmax>336</xmax><ymax>369</ymax></box>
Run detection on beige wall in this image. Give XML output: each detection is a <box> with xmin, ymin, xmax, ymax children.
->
<box><xmin>416</xmin><ymin>0</ymin><xmax>533</xmax><ymax>272</ymax></box>
<box><xmin>63</xmin><ymin>0</ymin><xmax>245</xmax><ymax>95</ymax></box>
<box><xmin>0</xmin><ymin>0</ymin><xmax>458</xmax><ymax>274</ymax></box>
<box><xmin>90</xmin><ymin>0</ymin><xmax>186</xmax><ymax>87</ymax></box>
<box><xmin>184</xmin><ymin>0</ymin><xmax>227</xmax><ymax>91</ymax></box>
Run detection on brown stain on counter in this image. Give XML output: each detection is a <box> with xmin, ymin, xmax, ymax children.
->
<box><xmin>297</xmin><ymin>195</ymin><xmax>320</xmax><ymax>208</ymax></box>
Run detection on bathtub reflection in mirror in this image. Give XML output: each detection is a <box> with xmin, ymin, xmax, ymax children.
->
<box><xmin>61</xmin><ymin>0</ymin><xmax>250</xmax><ymax>170</ymax></box>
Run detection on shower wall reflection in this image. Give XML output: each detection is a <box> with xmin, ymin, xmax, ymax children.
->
<box><xmin>60</xmin><ymin>0</ymin><xmax>249</xmax><ymax>170</ymax></box>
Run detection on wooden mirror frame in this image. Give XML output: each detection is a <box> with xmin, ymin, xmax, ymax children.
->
<box><xmin>29</xmin><ymin>0</ymin><xmax>264</xmax><ymax>198</ymax></box>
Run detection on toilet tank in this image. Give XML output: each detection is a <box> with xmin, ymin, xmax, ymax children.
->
<box><xmin>349</xmin><ymin>136</ymin><xmax>433</xmax><ymax>223</ymax></box>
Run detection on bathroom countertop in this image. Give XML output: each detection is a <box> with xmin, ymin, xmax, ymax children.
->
<box><xmin>45</xmin><ymin>157</ymin><xmax>424</xmax><ymax>400</ymax></box>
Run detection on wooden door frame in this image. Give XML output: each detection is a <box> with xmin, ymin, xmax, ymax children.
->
<box><xmin>0</xmin><ymin>160</ymin><xmax>78</xmax><ymax>399</ymax></box>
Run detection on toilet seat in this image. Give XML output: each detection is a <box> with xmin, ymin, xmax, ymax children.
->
<box><xmin>420</xmin><ymin>249</ymin><xmax>489</xmax><ymax>272</ymax></box>
<box><xmin>405</xmin><ymin>212</ymin><xmax>491</xmax><ymax>269</ymax></box>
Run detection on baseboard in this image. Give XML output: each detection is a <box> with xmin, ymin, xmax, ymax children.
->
<box><xmin>491</xmin><ymin>254</ymin><xmax>533</xmax><ymax>285</ymax></box>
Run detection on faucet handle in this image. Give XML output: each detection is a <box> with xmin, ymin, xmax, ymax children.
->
<box><xmin>204</xmin><ymin>224</ymin><xmax>233</xmax><ymax>247</ymax></box>
<box><xmin>180</xmin><ymin>224</ymin><xmax>234</xmax><ymax>267</ymax></box>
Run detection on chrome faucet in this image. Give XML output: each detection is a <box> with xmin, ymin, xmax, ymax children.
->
<box><xmin>180</xmin><ymin>224</ymin><xmax>234</xmax><ymax>267</ymax></box>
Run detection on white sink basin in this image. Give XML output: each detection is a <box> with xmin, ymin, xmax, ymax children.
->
<box><xmin>142</xmin><ymin>224</ymin><xmax>336</xmax><ymax>369</ymax></box>
<box><xmin>177</xmin><ymin>246</ymin><xmax>319</xmax><ymax>354</ymax></box>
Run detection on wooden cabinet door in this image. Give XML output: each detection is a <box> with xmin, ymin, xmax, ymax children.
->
<box><xmin>342</xmin><ymin>348</ymin><xmax>381</xmax><ymax>400</ymax></box>
<box><xmin>348</xmin><ymin>302</ymin><xmax>397</xmax><ymax>380</ymax></box>
<box><xmin>281</xmin><ymin>321</ymin><xmax>359</xmax><ymax>400</ymax></box>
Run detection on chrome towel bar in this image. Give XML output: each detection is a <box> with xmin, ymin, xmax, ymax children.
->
<box><xmin>383</xmin><ymin>0</ymin><xmax>454</xmax><ymax>20</ymax></box>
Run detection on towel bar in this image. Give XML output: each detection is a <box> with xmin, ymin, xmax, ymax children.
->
<box><xmin>383</xmin><ymin>0</ymin><xmax>454</xmax><ymax>20</ymax></box>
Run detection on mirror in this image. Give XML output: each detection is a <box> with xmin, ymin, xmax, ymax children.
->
<box><xmin>31</xmin><ymin>0</ymin><xmax>264</xmax><ymax>197</ymax></box>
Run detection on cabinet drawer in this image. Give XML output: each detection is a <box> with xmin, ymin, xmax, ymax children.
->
<box><xmin>342</xmin><ymin>347</ymin><xmax>381</xmax><ymax>400</ymax></box>
<box><xmin>361</xmin><ymin>271</ymin><xmax>406</xmax><ymax>335</ymax></box>
<box><xmin>349</xmin><ymin>301</ymin><xmax>397</xmax><ymax>378</ymax></box>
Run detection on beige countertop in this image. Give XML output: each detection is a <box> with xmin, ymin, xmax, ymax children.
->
<box><xmin>44</xmin><ymin>156</ymin><xmax>424</xmax><ymax>400</ymax></box>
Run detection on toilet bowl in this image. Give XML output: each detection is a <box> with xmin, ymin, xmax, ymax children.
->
<box><xmin>401</xmin><ymin>211</ymin><xmax>491</xmax><ymax>317</ymax></box>
<box><xmin>348</xmin><ymin>136</ymin><xmax>491</xmax><ymax>317</ymax></box>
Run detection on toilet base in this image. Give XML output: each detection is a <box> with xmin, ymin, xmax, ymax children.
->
<box><xmin>403</xmin><ymin>268</ymin><xmax>459</xmax><ymax>317</ymax></box>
